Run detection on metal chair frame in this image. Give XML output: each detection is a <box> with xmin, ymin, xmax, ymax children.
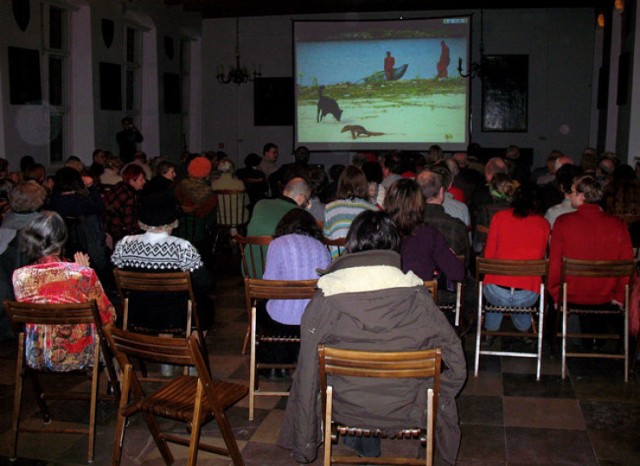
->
<box><xmin>556</xmin><ymin>257</ymin><xmax>636</xmax><ymax>382</ymax></box>
<box><xmin>474</xmin><ymin>257</ymin><xmax>549</xmax><ymax>380</ymax></box>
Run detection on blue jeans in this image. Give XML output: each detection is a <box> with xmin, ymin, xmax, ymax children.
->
<box><xmin>483</xmin><ymin>284</ymin><xmax>538</xmax><ymax>332</ymax></box>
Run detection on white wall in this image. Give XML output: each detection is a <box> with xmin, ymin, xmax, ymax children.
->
<box><xmin>0</xmin><ymin>0</ymin><xmax>200</xmax><ymax>170</ymax></box>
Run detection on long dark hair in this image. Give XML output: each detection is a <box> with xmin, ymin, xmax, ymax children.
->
<box><xmin>511</xmin><ymin>183</ymin><xmax>543</xmax><ymax>218</ymax></box>
<box><xmin>275</xmin><ymin>209</ymin><xmax>323</xmax><ymax>240</ymax></box>
<box><xmin>345</xmin><ymin>210</ymin><xmax>400</xmax><ymax>253</ymax></box>
<box><xmin>384</xmin><ymin>179</ymin><xmax>424</xmax><ymax>240</ymax></box>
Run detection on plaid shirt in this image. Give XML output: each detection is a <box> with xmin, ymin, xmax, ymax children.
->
<box><xmin>103</xmin><ymin>182</ymin><xmax>140</xmax><ymax>242</ymax></box>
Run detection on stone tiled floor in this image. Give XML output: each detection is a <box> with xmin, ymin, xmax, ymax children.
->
<box><xmin>0</xmin><ymin>255</ymin><xmax>639</xmax><ymax>465</ymax></box>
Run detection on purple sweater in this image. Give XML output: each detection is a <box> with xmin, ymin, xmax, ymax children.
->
<box><xmin>263</xmin><ymin>234</ymin><xmax>331</xmax><ymax>325</ymax></box>
<box><xmin>400</xmin><ymin>224</ymin><xmax>465</xmax><ymax>282</ymax></box>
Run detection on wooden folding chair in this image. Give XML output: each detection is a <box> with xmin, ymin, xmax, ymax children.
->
<box><xmin>555</xmin><ymin>258</ymin><xmax>636</xmax><ymax>382</ymax></box>
<box><xmin>245</xmin><ymin>277</ymin><xmax>318</xmax><ymax>420</ymax></box>
<box><xmin>234</xmin><ymin>234</ymin><xmax>273</xmax><ymax>354</ymax></box>
<box><xmin>322</xmin><ymin>236</ymin><xmax>347</xmax><ymax>258</ymax></box>
<box><xmin>113</xmin><ymin>270</ymin><xmax>210</xmax><ymax>377</ymax></box>
<box><xmin>475</xmin><ymin>258</ymin><xmax>549</xmax><ymax>380</ymax></box>
<box><xmin>318</xmin><ymin>345</ymin><xmax>442</xmax><ymax>466</ymax></box>
<box><xmin>104</xmin><ymin>325</ymin><xmax>247</xmax><ymax>466</ymax></box>
<box><xmin>4</xmin><ymin>299</ymin><xmax>118</xmax><ymax>463</ymax></box>
<box><xmin>213</xmin><ymin>189</ymin><xmax>250</xmax><ymax>254</ymax></box>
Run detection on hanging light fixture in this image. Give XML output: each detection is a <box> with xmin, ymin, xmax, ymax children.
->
<box><xmin>458</xmin><ymin>9</ymin><xmax>490</xmax><ymax>79</ymax></box>
<box><xmin>217</xmin><ymin>17</ymin><xmax>261</xmax><ymax>85</ymax></box>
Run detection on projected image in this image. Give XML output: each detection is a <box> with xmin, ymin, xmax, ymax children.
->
<box><xmin>294</xmin><ymin>17</ymin><xmax>470</xmax><ymax>152</ymax></box>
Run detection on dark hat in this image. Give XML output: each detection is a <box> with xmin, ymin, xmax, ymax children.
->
<box><xmin>139</xmin><ymin>192</ymin><xmax>179</xmax><ymax>227</ymax></box>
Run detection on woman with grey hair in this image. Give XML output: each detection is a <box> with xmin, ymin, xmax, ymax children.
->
<box><xmin>11</xmin><ymin>211</ymin><xmax>115</xmax><ymax>369</ymax></box>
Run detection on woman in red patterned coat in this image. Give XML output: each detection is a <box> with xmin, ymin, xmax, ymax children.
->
<box><xmin>12</xmin><ymin>211</ymin><xmax>115</xmax><ymax>371</ymax></box>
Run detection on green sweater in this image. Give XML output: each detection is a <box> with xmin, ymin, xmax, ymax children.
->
<box><xmin>244</xmin><ymin>197</ymin><xmax>299</xmax><ymax>277</ymax></box>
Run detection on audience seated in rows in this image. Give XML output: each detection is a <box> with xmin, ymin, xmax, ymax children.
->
<box><xmin>279</xmin><ymin>210</ymin><xmax>466</xmax><ymax>465</ymax></box>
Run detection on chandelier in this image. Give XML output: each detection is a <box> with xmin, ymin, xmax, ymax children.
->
<box><xmin>458</xmin><ymin>9</ymin><xmax>489</xmax><ymax>79</ymax></box>
<box><xmin>216</xmin><ymin>17</ymin><xmax>261</xmax><ymax>85</ymax></box>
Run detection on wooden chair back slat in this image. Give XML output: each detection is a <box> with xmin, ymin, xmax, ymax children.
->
<box><xmin>215</xmin><ymin>189</ymin><xmax>249</xmax><ymax>227</ymax></box>
<box><xmin>476</xmin><ymin>257</ymin><xmax>548</xmax><ymax>280</ymax></box>
<box><xmin>234</xmin><ymin>234</ymin><xmax>272</xmax><ymax>277</ymax></box>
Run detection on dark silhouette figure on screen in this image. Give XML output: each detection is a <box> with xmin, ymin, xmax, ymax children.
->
<box><xmin>316</xmin><ymin>86</ymin><xmax>342</xmax><ymax>122</ymax></box>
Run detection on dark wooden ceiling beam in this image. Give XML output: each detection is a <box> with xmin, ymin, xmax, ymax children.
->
<box><xmin>165</xmin><ymin>0</ymin><xmax>613</xmax><ymax>19</ymax></box>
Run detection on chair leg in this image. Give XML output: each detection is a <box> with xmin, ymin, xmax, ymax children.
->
<box><xmin>535</xmin><ymin>293</ymin><xmax>545</xmax><ymax>381</ymax></box>
<box><xmin>112</xmin><ymin>366</ymin><xmax>132</xmax><ymax>466</ymax></box>
<box><xmin>624</xmin><ymin>304</ymin><xmax>629</xmax><ymax>383</ymax></box>
<box><xmin>87</xmin><ymin>340</ymin><xmax>100</xmax><ymax>463</ymax></box>
<box><xmin>249</xmin><ymin>306</ymin><xmax>257</xmax><ymax>421</ymax></box>
<box><xmin>11</xmin><ymin>335</ymin><xmax>26</xmax><ymax>461</ymax></box>
<box><xmin>474</xmin><ymin>284</ymin><xmax>483</xmax><ymax>377</ymax></box>
<box><xmin>426</xmin><ymin>388</ymin><xmax>434</xmax><ymax>466</ymax></box>
<box><xmin>213</xmin><ymin>407</ymin><xmax>246</xmax><ymax>466</ymax></box>
<box><xmin>101</xmin><ymin>340</ymin><xmax>121</xmax><ymax>402</ymax></box>
<box><xmin>187</xmin><ymin>381</ymin><xmax>205</xmax><ymax>466</ymax></box>
<box><xmin>323</xmin><ymin>386</ymin><xmax>333</xmax><ymax>466</ymax></box>
<box><xmin>561</xmin><ymin>305</ymin><xmax>568</xmax><ymax>380</ymax></box>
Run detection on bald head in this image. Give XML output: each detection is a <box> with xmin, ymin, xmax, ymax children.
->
<box><xmin>283</xmin><ymin>176</ymin><xmax>312</xmax><ymax>207</ymax></box>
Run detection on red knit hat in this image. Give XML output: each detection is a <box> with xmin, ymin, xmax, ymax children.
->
<box><xmin>188</xmin><ymin>156</ymin><xmax>212</xmax><ymax>178</ymax></box>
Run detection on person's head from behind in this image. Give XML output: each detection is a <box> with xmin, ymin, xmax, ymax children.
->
<box><xmin>24</xmin><ymin>163</ymin><xmax>46</xmax><ymax>184</ymax></box>
<box><xmin>345</xmin><ymin>211</ymin><xmax>400</xmax><ymax>254</ymax></box>
<box><xmin>336</xmin><ymin>165</ymin><xmax>369</xmax><ymax>201</ymax></box>
<box><xmin>53</xmin><ymin>167</ymin><xmax>84</xmax><ymax>194</ymax></box>
<box><xmin>134</xmin><ymin>151</ymin><xmax>147</xmax><ymax>163</ymax></box>
<box><xmin>428</xmin><ymin>162</ymin><xmax>453</xmax><ymax>189</ymax></box>
<box><xmin>555</xmin><ymin>163</ymin><xmax>583</xmax><ymax>195</ymax></box>
<box><xmin>65</xmin><ymin>156</ymin><xmax>84</xmax><ymax>173</ymax></box>
<box><xmin>328</xmin><ymin>164</ymin><xmax>345</xmax><ymax>182</ymax></box>
<box><xmin>489</xmin><ymin>173</ymin><xmax>516</xmax><ymax>202</ymax></box>
<box><xmin>122</xmin><ymin>163</ymin><xmax>146</xmax><ymax>191</ymax></box>
<box><xmin>19</xmin><ymin>211</ymin><xmax>68</xmax><ymax>263</ymax></box>
<box><xmin>138</xmin><ymin>192</ymin><xmax>179</xmax><ymax>233</ymax></box>
<box><xmin>361</xmin><ymin>161</ymin><xmax>383</xmax><ymax>185</ymax></box>
<box><xmin>384</xmin><ymin>178</ymin><xmax>424</xmax><ymax>239</ymax></box>
<box><xmin>511</xmin><ymin>183</ymin><xmax>543</xmax><ymax>218</ymax></box>
<box><xmin>484</xmin><ymin>157</ymin><xmax>508</xmax><ymax>183</ymax></box>
<box><xmin>20</xmin><ymin>155</ymin><xmax>35</xmax><ymax>173</ymax></box>
<box><xmin>283</xmin><ymin>177</ymin><xmax>312</xmax><ymax>208</ymax></box>
<box><xmin>275</xmin><ymin>208</ymin><xmax>322</xmax><ymax>241</ymax></box>
<box><xmin>217</xmin><ymin>159</ymin><xmax>236</xmax><ymax>175</ymax></box>
<box><xmin>571</xmin><ymin>175</ymin><xmax>603</xmax><ymax>208</ymax></box>
<box><xmin>293</xmin><ymin>146</ymin><xmax>310</xmax><ymax>165</ymax></box>
<box><xmin>416</xmin><ymin>170</ymin><xmax>444</xmax><ymax>204</ymax></box>
<box><xmin>105</xmin><ymin>153</ymin><xmax>123</xmax><ymax>173</ymax></box>
<box><xmin>305</xmin><ymin>166</ymin><xmax>329</xmax><ymax>198</ymax></box>
<box><xmin>9</xmin><ymin>182</ymin><xmax>47</xmax><ymax>213</ymax></box>
<box><xmin>244</xmin><ymin>153</ymin><xmax>262</xmax><ymax>169</ymax></box>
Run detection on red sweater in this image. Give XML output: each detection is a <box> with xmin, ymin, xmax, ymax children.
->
<box><xmin>484</xmin><ymin>208</ymin><xmax>550</xmax><ymax>293</ymax></box>
<box><xmin>549</xmin><ymin>203</ymin><xmax>633</xmax><ymax>304</ymax></box>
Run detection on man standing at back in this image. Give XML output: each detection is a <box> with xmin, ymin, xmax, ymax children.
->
<box><xmin>116</xmin><ymin>117</ymin><xmax>143</xmax><ymax>164</ymax></box>
<box><xmin>257</xmin><ymin>142</ymin><xmax>279</xmax><ymax>180</ymax></box>
<box><xmin>245</xmin><ymin>177</ymin><xmax>312</xmax><ymax>277</ymax></box>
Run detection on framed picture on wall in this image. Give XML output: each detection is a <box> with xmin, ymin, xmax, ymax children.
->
<box><xmin>481</xmin><ymin>55</ymin><xmax>528</xmax><ymax>132</ymax></box>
